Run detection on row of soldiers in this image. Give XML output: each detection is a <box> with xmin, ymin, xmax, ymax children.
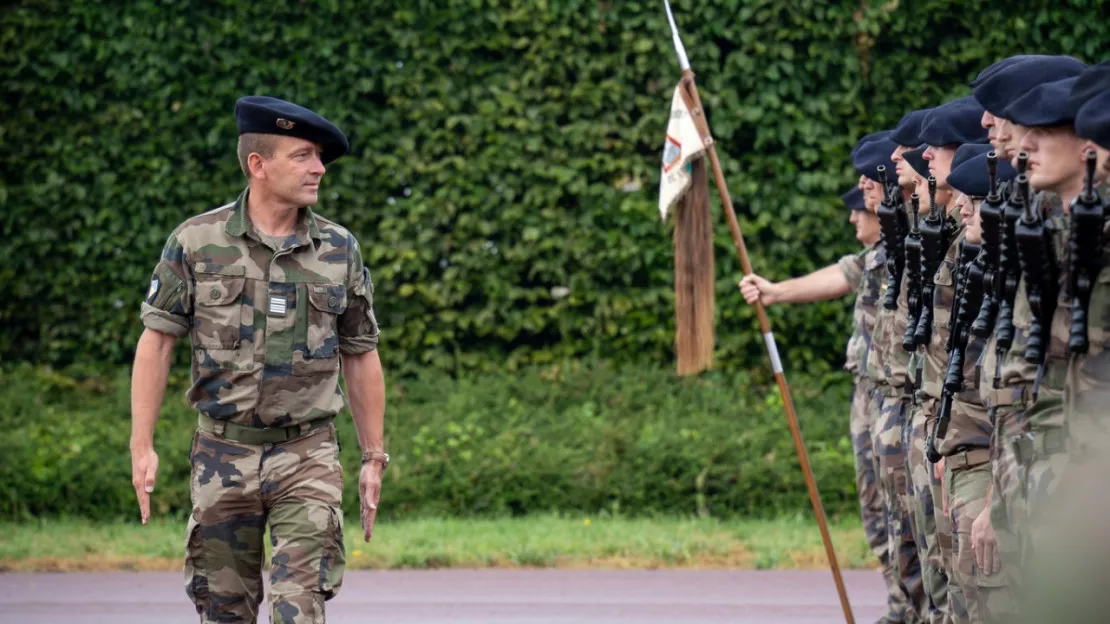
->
<box><xmin>739</xmin><ymin>55</ymin><xmax>1110</xmax><ymax>624</ymax></box>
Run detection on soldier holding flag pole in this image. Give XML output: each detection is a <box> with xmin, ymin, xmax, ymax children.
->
<box><xmin>658</xmin><ymin>2</ymin><xmax>855</xmax><ymax>622</ymax></box>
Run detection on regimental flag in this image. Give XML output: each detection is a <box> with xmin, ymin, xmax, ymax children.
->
<box><xmin>659</xmin><ymin>81</ymin><xmax>711</xmax><ymax>220</ymax></box>
<box><xmin>659</xmin><ymin>79</ymin><xmax>715</xmax><ymax>376</ymax></box>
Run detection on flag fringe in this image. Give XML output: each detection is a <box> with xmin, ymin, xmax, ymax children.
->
<box><xmin>674</xmin><ymin>156</ymin><xmax>715</xmax><ymax>376</ymax></box>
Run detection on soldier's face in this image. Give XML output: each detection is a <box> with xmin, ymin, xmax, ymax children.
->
<box><xmin>982</xmin><ymin>110</ymin><xmax>999</xmax><ymax>149</ymax></box>
<box><xmin>891</xmin><ymin>145</ymin><xmax>915</xmax><ymax>188</ymax></box>
<box><xmin>861</xmin><ymin>177</ymin><xmax>882</xmax><ymax>213</ymax></box>
<box><xmin>956</xmin><ymin>194</ymin><xmax>982</xmax><ymax>243</ymax></box>
<box><xmin>850</xmin><ymin>209</ymin><xmax>881</xmax><ymax>246</ymax></box>
<box><xmin>912</xmin><ymin>174</ymin><xmax>931</xmax><ymax>212</ymax></box>
<box><xmin>256</xmin><ymin>136</ymin><xmax>327</xmax><ymax>207</ymax></box>
<box><xmin>1008</xmin><ymin>124</ymin><xmax>1031</xmax><ymax>168</ymax></box>
<box><xmin>923</xmin><ymin>145</ymin><xmax>958</xmax><ymax>190</ymax></box>
<box><xmin>1020</xmin><ymin>126</ymin><xmax>1085</xmax><ymax>193</ymax></box>
<box><xmin>993</xmin><ymin>118</ymin><xmax>1018</xmax><ymax>159</ymax></box>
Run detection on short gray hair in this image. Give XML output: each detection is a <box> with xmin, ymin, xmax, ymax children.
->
<box><xmin>237</xmin><ymin>133</ymin><xmax>279</xmax><ymax>178</ymax></box>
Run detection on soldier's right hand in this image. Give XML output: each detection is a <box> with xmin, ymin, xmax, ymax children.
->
<box><xmin>738</xmin><ymin>274</ymin><xmax>776</xmax><ymax>306</ymax></box>
<box><xmin>130</xmin><ymin>446</ymin><xmax>159</xmax><ymax>525</ymax></box>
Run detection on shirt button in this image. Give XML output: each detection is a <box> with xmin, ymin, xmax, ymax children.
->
<box><xmin>211</xmin><ymin>289</ymin><xmax>221</xmax><ymax>300</ymax></box>
<box><xmin>328</xmin><ymin>296</ymin><xmax>337</xmax><ymax>307</ymax></box>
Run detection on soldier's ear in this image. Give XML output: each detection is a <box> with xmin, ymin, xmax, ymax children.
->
<box><xmin>247</xmin><ymin>152</ymin><xmax>268</xmax><ymax>180</ymax></box>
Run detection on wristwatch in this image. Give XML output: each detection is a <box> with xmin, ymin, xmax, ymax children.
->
<box><xmin>361</xmin><ymin>450</ymin><xmax>390</xmax><ymax>469</ymax></box>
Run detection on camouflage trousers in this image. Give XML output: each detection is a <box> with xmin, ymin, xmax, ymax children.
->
<box><xmin>907</xmin><ymin>399</ymin><xmax>950</xmax><ymax>624</ymax></box>
<box><xmin>983</xmin><ymin>405</ymin><xmax>1024</xmax><ymax>619</ymax></box>
<box><xmin>945</xmin><ymin>456</ymin><xmax>1012</xmax><ymax>624</ymax></box>
<box><xmin>851</xmin><ymin>379</ymin><xmax>905</xmax><ymax>621</ymax></box>
<box><xmin>185</xmin><ymin>422</ymin><xmax>346</xmax><ymax>624</ymax></box>
<box><xmin>873</xmin><ymin>390</ymin><xmax>926</xmax><ymax>622</ymax></box>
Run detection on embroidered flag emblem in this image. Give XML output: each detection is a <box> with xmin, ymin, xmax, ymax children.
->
<box><xmin>146</xmin><ymin>276</ymin><xmax>160</xmax><ymax>302</ymax></box>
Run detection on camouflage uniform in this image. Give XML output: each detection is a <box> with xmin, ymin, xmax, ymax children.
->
<box><xmin>910</xmin><ymin>226</ymin><xmax>965</xmax><ymax>624</ymax></box>
<box><xmin>868</xmin><ymin>248</ymin><xmax>927</xmax><ymax>623</ymax></box>
<box><xmin>932</xmin><ymin>230</ymin><xmax>1009</xmax><ymax>623</ymax></box>
<box><xmin>840</xmin><ymin>247</ymin><xmax>906</xmax><ymax>621</ymax></box>
<box><xmin>1012</xmin><ymin>199</ymin><xmax>1071</xmax><ymax>565</ymax></box>
<box><xmin>141</xmin><ymin>189</ymin><xmax>380</xmax><ymax>624</ymax></box>
<box><xmin>1012</xmin><ymin>198</ymin><xmax>1110</xmax><ymax>623</ymax></box>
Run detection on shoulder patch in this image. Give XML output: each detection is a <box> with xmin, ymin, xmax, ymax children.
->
<box><xmin>146</xmin><ymin>276</ymin><xmax>160</xmax><ymax>303</ymax></box>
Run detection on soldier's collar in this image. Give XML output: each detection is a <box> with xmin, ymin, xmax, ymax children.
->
<box><xmin>226</xmin><ymin>187</ymin><xmax>324</xmax><ymax>246</ymax></box>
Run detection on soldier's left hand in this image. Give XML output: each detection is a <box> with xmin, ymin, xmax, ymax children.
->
<box><xmin>359</xmin><ymin>462</ymin><xmax>383</xmax><ymax>542</ymax></box>
<box><xmin>970</xmin><ymin>506</ymin><xmax>1000</xmax><ymax>576</ymax></box>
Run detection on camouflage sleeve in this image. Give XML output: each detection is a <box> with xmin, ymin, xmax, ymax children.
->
<box><xmin>838</xmin><ymin>252</ymin><xmax>865</xmax><ymax>291</ymax></box>
<box><xmin>139</xmin><ymin>232</ymin><xmax>193</xmax><ymax>337</ymax></box>
<box><xmin>337</xmin><ymin>233</ymin><xmax>380</xmax><ymax>354</ymax></box>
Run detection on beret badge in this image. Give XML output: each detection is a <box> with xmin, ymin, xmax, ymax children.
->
<box><xmin>276</xmin><ymin>118</ymin><xmax>295</xmax><ymax>130</ymax></box>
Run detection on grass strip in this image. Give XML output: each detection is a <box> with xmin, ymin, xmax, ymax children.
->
<box><xmin>0</xmin><ymin>514</ymin><xmax>874</xmax><ymax>572</ymax></box>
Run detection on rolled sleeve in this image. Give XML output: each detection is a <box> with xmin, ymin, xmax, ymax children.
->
<box><xmin>838</xmin><ymin>251</ymin><xmax>865</xmax><ymax>291</ymax></box>
<box><xmin>337</xmin><ymin>235</ymin><xmax>380</xmax><ymax>354</ymax></box>
<box><xmin>139</xmin><ymin>233</ymin><xmax>192</xmax><ymax>337</ymax></box>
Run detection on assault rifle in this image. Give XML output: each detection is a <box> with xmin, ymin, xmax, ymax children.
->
<box><xmin>877</xmin><ymin>165</ymin><xmax>908</xmax><ymax>311</ymax></box>
<box><xmin>913</xmin><ymin>177</ymin><xmax>951</xmax><ymax>347</ymax></box>
<box><xmin>1068</xmin><ymin>149</ymin><xmax>1106</xmax><ymax>355</ymax></box>
<box><xmin>1014</xmin><ymin>172</ymin><xmax>1058</xmax><ymax>399</ymax></box>
<box><xmin>971</xmin><ymin>152</ymin><xmax>1005</xmax><ymax>340</ymax></box>
<box><xmin>926</xmin><ymin>238</ymin><xmax>983</xmax><ymax>463</ymax></box>
<box><xmin>903</xmin><ymin>193</ymin><xmax>924</xmax><ymax>352</ymax></box>
<box><xmin>992</xmin><ymin>152</ymin><xmax>1029</xmax><ymax>389</ymax></box>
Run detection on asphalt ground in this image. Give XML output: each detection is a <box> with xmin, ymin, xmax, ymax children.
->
<box><xmin>0</xmin><ymin>569</ymin><xmax>886</xmax><ymax>623</ymax></box>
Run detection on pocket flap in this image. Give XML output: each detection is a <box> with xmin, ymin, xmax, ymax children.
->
<box><xmin>196</xmin><ymin>277</ymin><xmax>245</xmax><ymax>307</ymax></box>
<box><xmin>308</xmin><ymin>284</ymin><xmax>348</xmax><ymax>314</ymax></box>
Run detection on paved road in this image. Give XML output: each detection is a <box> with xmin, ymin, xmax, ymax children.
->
<box><xmin>0</xmin><ymin>569</ymin><xmax>886</xmax><ymax>623</ymax></box>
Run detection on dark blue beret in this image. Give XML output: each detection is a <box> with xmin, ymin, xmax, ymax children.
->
<box><xmin>902</xmin><ymin>146</ymin><xmax>930</xmax><ymax>180</ymax></box>
<box><xmin>952</xmin><ymin>143</ymin><xmax>994</xmax><ymax>170</ymax></box>
<box><xmin>890</xmin><ymin>108</ymin><xmax>934</xmax><ymax>147</ymax></box>
<box><xmin>851</xmin><ymin>130</ymin><xmax>892</xmax><ymax>159</ymax></box>
<box><xmin>1068</xmin><ymin>62</ymin><xmax>1110</xmax><ymax>119</ymax></box>
<box><xmin>1003</xmin><ymin>77</ymin><xmax>1080</xmax><ymax>128</ymax></box>
<box><xmin>1076</xmin><ymin>91</ymin><xmax>1110</xmax><ymax>151</ymax></box>
<box><xmin>235</xmin><ymin>96</ymin><xmax>349</xmax><ymax>164</ymax></box>
<box><xmin>973</xmin><ymin>56</ymin><xmax>1088</xmax><ymax>117</ymax></box>
<box><xmin>919</xmin><ymin>96</ymin><xmax>989</xmax><ymax>147</ymax></box>
<box><xmin>852</xmin><ymin>132</ymin><xmax>899</xmax><ymax>183</ymax></box>
<box><xmin>970</xmin><ymin>55</ymin><xmax>1059</xmax><ymax>88</ymax></box>
<box><xmin>947</xmin><ymin>150</ymin><xmax>1018</xmax><ymax>198</ymax></box>
<box><xmin>841</xmin><ymin>187</ymin><xmax>867</xmax><ymax>212</ymax></box>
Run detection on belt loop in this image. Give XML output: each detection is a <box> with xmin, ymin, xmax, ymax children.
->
<box><xmin>299</xmin><ymin>421</ymin><xmax>311</xmax><ymax>437</ymax></box>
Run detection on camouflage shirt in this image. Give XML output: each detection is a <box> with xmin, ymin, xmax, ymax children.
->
<box><xmin>869</xmin><ymin>259</ymin><xmax>913</xmax><ymax>396</ymax></box>
<box><xmin>863</xmin><ymin>247</ymin><xmax>890</xmax><ymax>387</ymax></box>
<box><xmin>840</xmin><ymin>246</ymin><xmax>882</xmax><ymax>377</ymax></box>
<box><xmin>140</xmin><ymin>189</ymin><xmax>380</xmax><ymax>428</ymax></box>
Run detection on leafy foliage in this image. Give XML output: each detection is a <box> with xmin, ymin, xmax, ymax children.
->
<box><xmin>5</xmin><ymin>1</ymin><xmax>1104</xmax><ymax>373</ymax></box>
<box><xmin>0</xmin><ymin>362</ymin><xmax>854</xmax><ymax>521</ymax></box>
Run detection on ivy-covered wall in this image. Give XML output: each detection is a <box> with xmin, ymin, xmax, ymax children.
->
<box><xmin>3</xmin><ymin>1</ymin><xmax>1106</xmax><ymax>375</ymax></box>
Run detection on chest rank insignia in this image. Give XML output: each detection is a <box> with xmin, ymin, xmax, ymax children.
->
<box><xmin>268</xmin><ymin>294</ymin><xmax>288</xmax><ymax>316</ymax></box>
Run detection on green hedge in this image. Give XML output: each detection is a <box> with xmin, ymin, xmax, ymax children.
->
<box><xmin>4</xmin><ymin>1</ymin><xmax>1103</xmax><ymax>375</ymax></box>
<box><xmin>0</xmin><ymin>362</ymin><xmax>855</xmax><ymax>521</ymax></box>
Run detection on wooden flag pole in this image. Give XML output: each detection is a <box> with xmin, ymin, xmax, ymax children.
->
<box><xmin>661</xmin><ymin>5</ymin><xmax>854</xmax><ymax>621</ymax></box>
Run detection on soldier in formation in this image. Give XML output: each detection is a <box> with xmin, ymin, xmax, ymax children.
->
<box><xmin>741</xmin><ymin>56</ymin><xmax>1110</xmax><ymax>624</ymax></box>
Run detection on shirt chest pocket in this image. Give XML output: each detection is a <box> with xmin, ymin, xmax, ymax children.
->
<box><xmin>293</xmin><ymin>283</ymin><xmax>347</xmax><ymax>375</ymax></box>
<box><xmin>193</xmin><ymin>271</ymin><xmax>248</xmax><ymax>350</ymax></box>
